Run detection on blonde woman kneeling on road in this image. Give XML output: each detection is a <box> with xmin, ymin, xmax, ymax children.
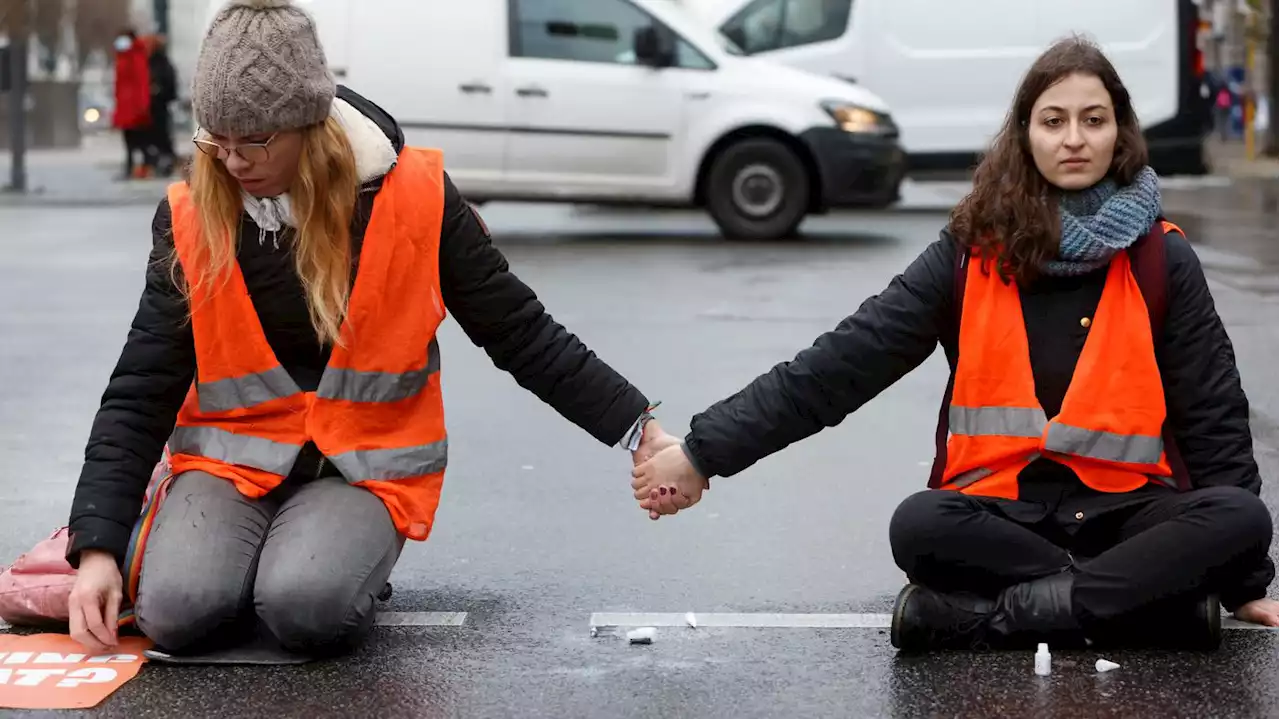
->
<box><xmin>64</xmin><ymin>0</ymin><xmax>677</xmax><ymax>658</ymax></box>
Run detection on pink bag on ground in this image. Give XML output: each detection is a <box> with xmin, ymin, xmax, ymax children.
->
<box><xmin>0</xmin><ymin>528</ymin><xmax>77</xmax><ymax>624</ymax></box>
<box><xmin>0</xmin><ymin>448</ymin><xmax>173</xmax><ymax>626</ymax></box>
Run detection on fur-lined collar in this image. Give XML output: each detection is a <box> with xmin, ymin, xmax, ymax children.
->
<box><xmin>241</xmin><ymin>98</ymin><xmax>399</xmax><ymax>244</ymax></box>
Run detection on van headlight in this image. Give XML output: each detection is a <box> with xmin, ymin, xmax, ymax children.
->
<box><xmin>821</xmin><ymin>101</ymin><xmax>894</xmax><ymax>135</ymax></box>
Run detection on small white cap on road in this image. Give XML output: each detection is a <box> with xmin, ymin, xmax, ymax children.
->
<box><xmin>627</xmin><ymin>627</ymin><xmax>656</xmax><ymax>644</ymax></box>
<box><xmin>1095</xmin><ymin>659</ymin><xmax>1121</xmax><ymax>673</ymax></box>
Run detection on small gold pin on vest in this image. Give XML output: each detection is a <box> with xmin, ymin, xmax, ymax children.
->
<box><xmin>1080</xmin><ymin>317</ymin><xmax>1092</xmax><ymax>328</ymax></box>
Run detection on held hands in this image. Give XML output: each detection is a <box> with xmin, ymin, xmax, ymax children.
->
<box><xmin>631</xmin><ymin>419</ymin><xmax>680</xmax><ymax>466</ymax></box>
<box><xmin>632</xmin><ymin>443</ymin><xmax>709</xmax><ymax>521</ymax></box>
<box><xmin>1233</xmin><ymin>598</ymin><xmax>1279</xmax><ymax>627</ymax></box>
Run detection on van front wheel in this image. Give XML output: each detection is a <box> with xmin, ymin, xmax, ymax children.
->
<box><xmin>704</xmin><ymin>138</ymin><xmax>810</xmax><ymax>241</ymax></box>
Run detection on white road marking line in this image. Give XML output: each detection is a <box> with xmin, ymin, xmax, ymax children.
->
<box><xmin>374</xmin><ymin>611</ymin><xmax>468</xmax><ymax>627</ymax></box>
<box><xmin>0</xmin><ymin>613</ymin><xmax>466</xmax><ymax>632</ymax></box>
<box><xmin>590</xmin><ymin>613</ymin><xmax>1276</xmax><ymax>631</ymax></box>
<box><xmin>1222</xmin><ymin>618</ymin><xmax>1274</xmax><ymax>631</ymax></box>
<box><xmin>591</xmin><ymin>613</ymin><xmax>891</xmax><ymax>628</ymax></box>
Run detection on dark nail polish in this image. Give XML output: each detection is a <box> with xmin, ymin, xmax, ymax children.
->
<box><xmin>659</xmin><ymin>487</ymin><xmax>667</xmax><ymax>496</ymax></box>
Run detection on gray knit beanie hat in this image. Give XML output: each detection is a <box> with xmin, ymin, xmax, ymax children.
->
<box><xmin>193</xmin><ymin>0</ymin><xmax>335</xmax><ymax>137</ymax></box>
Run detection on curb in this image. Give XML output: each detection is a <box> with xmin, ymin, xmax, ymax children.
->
<box><xmin>0</xmin><ymin>190</ymin><xmax>167</xmax><ymax>208</ymax></box>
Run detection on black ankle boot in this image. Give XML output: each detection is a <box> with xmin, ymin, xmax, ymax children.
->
<box><xmin>891</xmin><ymin>573</ymin><xmax>1083</xmax><ymax>652</ymax></box>
<box><xmin>890</xmin><ymin>584</ymin><xmax>996</xmax><ymax>651</ymax></box>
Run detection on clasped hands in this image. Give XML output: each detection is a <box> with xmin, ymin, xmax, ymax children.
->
<box><xmin>629</xmin><ymin>421</ymin><xmax>709</xmax><ymax>521</ymax></box>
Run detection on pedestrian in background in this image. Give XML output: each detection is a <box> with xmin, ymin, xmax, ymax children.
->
<box><xmin>112</xmin><ymin>29</ymin><xmax>152</xmax><ymax>180</ymax></box>
<box><xmin>634</xmin><ymin>36</ymin><xmax>1278</xmax><ymax>650</ymax></box>
<box><xmin>64</xmin><ymin>0</ymin><xmax>677</xmax><ymax>659</ymax></box>
<box><xmin>144</xmin><ymin>34</ymin><xmax>179</xmax><ymax>178</ymax></box>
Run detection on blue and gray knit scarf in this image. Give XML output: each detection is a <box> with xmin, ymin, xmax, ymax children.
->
<box><xmin>1041</xmin><ymin>166</ymin><xmax>1162</xmax><ymax>277</ymax></box>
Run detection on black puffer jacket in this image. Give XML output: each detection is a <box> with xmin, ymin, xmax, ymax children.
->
<box><xmin>682</xmin><ymin>227</ymin><xmax>1273</xmax><ymax>604</ymax></box>
<box><xmin>68</xmin><ymin>88</ymin><xmax>649</xmax><ymax>565</ymax></box>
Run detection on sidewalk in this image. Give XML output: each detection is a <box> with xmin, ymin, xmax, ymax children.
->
<box><xmin>1204</xmin><ymin>138</ymin><xmax>1280</xmax><ymax>180</ymax></box>
<box><xmin>0</xmin><ymin>131</ymin><xmax>177</xmax><ymax>207</ymax></box>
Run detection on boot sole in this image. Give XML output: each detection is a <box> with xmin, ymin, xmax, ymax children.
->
<box><xmin>1195</xmin><ymin>595</ymin><xmax>1223</xmax><ymax>651</ymax></box>
<box><xmin>890</xmin><ymin>584</ymin><xmax>918</xmax><ymax>650</ymax></box>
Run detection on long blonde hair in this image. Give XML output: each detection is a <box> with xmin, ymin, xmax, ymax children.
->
<box><xmin>180</xmin><ymin>116</ymin><xmax>360</xmax><ymax>346</ymax></box>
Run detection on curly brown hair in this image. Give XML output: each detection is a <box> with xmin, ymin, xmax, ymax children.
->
<box><xmin>949</xmin><ymin>36</ymin><xmax>1149</xmax><ymax>284</ymax></box>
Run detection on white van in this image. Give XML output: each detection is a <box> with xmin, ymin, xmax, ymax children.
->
<box><xmin>687</xmin><ymin>0</ymin><xmax>1211</xmax><ymax>176</ymax></box>
<box><xmin>204</xmin><ymin>0</ymin><xmax>906</xmax><ymax>240</ymax></box>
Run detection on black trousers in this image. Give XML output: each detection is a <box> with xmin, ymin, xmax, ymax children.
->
<box><xmin>123</xmin><ymin>128</ymin><xmax>149</xmax><ymax>175</ymax></box>
<box><xmin>145</xmin><ymin>106</ymin><xmax>175</xmax><ymax>174</ymax></box>
<box><xmin>889</xmin><ymin>486</ymin><xmax>1274</xmax><ymax>625</ymax></box>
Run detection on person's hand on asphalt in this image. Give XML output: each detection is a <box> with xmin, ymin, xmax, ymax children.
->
<box><xmin>1232</xmin><ymin>598</ymin><xmax>1279</xmax><ymax>627</ymax></box>
<box><xmin>632</xmin><ymin>419</ymin><xmax>680</xmax><ymax>466</ymax></box>
<box><xmin>68</xmin><ymin>549</ymin><xmax>124</xmax><ymax>654</ymax></box>
<box><xmin>632</xmin><ymin>443</ymin><xmax>708</xmax><ymax>520</ymax></box>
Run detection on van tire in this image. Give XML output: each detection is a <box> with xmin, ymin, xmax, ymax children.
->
<box><xmin>704</xmin><ymin>138</ymin><xmax>810</xmax><ymax>241</ymax></box>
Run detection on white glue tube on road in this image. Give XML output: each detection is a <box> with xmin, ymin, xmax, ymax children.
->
<box><xmin>1034</xmin><ymin>643</ymin><xmax>1051</xmax><ymax>676</ymax></box>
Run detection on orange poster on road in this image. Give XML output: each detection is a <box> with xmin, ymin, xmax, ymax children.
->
<box><xmin>0</xmin><ymin>634</ymin><xmax>152</xmax><ymax>709</ymax></box>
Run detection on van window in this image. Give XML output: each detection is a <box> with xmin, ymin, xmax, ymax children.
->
<box><xmin>511</xmin><ymin>0</ymin><xmax>714</xmax><ymax>69</ymax></box>
<box><xmin>722</xmin><ymin>0</ymin><xmax>852</xmax><ymax>54</ymax></box>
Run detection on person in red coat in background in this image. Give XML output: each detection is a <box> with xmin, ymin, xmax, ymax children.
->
<box><xmin>112</xmin><ymin>30</ymin><xmax>152</xmax><ymax>179</ymax></box>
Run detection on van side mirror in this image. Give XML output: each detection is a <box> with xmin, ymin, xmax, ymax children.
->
<box><xmin>723</xmin><ymin>25</ymin><xmax>747</xmax><ymax>51</ymax></box>
<box><xmin>633</xmin><ymin>25</ymin><xmax>675</xmax><ymax>68</ymax></box>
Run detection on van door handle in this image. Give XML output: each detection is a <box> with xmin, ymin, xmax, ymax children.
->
<box><xmin>516</xmin><ymin>86</ymin><xmax>549</xmax><ymax>98</ymax></box>
<box><xmin>459</xmin><ymin>82</ymin><xmax>492</xmax><ymax>95</ymax></box>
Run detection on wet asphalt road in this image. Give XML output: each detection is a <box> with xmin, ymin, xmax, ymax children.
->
<box><xmin>1</xmin><ymin>192</ymin><xmax>1276</xmax><ymax>718</ymax></box>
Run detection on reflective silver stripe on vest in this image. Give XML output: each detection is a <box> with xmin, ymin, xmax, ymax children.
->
<box><xmin>949</xmin><ymin>406</ymin><xmax>1047</xmax><ymax>438</ymax></box>
<box><xmin>316</xmin><ymin>339</ymin><xmax>442</xmax><ymax>404</ymax></box>
<box><xmin>328</xmin><ymin>439</ymin><xmax>449</xmax><ymax>482</ymax></box>
<box><xmin>197</xmin><ymin>366</ymin><xmax>302</xmax><ymax>413</ymax></box>
<box><xmin>169</xmin><ymin>426</ymin><xmax>302</xmax><ymax>476</ymax></box>
<box><xmin>1044</xmin><ymin>422</ymin><xmax>1163</xmax><ymax>465</ymax></box>
<box><xmin>947</xmin><ymin>453</ymin><xmax>1042</xmax><ymax>489</ymax></box>
<box><xmin>948</xmin><ymin>467</ymin><xmax>993</xmax><ymax>489</ymax></box>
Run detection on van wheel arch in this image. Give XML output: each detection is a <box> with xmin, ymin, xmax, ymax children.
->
<box><xmin>694</xmin><ymin>126</ymin><xmax>823</xmax><ymax>214</ymax></box>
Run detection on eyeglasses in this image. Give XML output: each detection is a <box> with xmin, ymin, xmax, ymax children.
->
<box><xmin>192</xmin><ymin>129</ymin><xmax>279</xmax><ymax>164</ymax></box>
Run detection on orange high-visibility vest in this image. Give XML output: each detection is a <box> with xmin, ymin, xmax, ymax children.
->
<box><xmin>940</xmin><ymin>223</ymin><xmax>1182</xmax><ymax>500</ymax></box>
<box><xmin>165</xmin><ymin>147</ymin><xmax>449</xmax><ymax>541</ymax></box>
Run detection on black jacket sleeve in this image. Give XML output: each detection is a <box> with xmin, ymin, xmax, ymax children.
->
<box><xmin>1158</xmin><ymin>234</ymin><xmax>1261</xmax><ymax>493</ymax></box>
<box><xmin>437</xmin><ymin>174</ymin><xmax>649</xmax><ymax>446</ymax></box>
<box><xmin>1158</xmin><ymin>234</ymin><xmax>1274</xmax><ymax>610</ymax></box>
<box><xmin>66</xmin><ymin>200</ymin><xmax>196</xmax><ymax>567</ymax></box>
<box><xmin>683</xmin><ymin>233</ymin><xmax>959</xmax><ymax>479</ymax></box>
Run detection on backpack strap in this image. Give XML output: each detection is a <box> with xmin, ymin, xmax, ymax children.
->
<box><xmin>928</xmin><ymin>245</ymin><xmax>969</xmax><ymax>488</ymax></box>
<box><xmin>1127</xmin><ymin>218</ymin><xmax>1191</xmax><ymax>491</ymax></box>
<box><xmin>1127</xmin><ymin>219</ymin><xmax>1179</xmax><ymax>344</ymax></box>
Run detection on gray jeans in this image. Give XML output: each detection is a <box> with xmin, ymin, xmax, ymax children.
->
<box><xmin>134</xmin><ymin>470</ymin><xmax>404</xmax><ymax>655</ymax></box>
